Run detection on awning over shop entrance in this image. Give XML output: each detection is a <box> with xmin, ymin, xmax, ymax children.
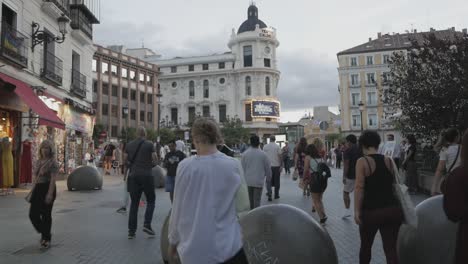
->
<box><xmin>0</xmin><ymin>72</ymin><xmax>65</xmax><ymax>130</ymax></box>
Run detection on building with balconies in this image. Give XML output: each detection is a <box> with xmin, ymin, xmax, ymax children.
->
<box><xmin>0</xmin><ymin>0</ymin><xmax>100</xmax><ymax>183</ymax></box>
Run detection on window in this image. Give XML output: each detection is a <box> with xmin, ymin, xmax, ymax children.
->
<box><xmin>367</xmin><ymin>92</ymin><xmax>376</xmax><ymax>105</ymax></box>
<box><xmin>2</xmin><ymin>4</ymin><xmax>16</xmax><ymax>29</ymax></box>
<box><xmin>351</xmin><ymin>93</ymin><xmax>360</xmax><ymax>106</ymax></box>
<box><xmin>188</xmin><ymin>65</ymin><xmax>194</xmax><ymax>72</ymax></box>
<box><xmin>265</xmin><ymin>77</ymin><xmax>271</xmax><ymax>96</ymax></box>
<box><xmin>147</xmin><ymin>112</ymin><xmax>153</xmax><ymax>122</ymax></box>
<box><xmin>130</xmin><ymin>70</ymin><xmax>136</xmax><ymax>81</ymax></box>
<box><xmin>203</xmin><ymin>80</ymin><xmax>209</xmax><ymax>98</ymax></box>
<box><xmin>188</xmin><ymin>107</ymin><xmax>196</xmax><ymax>123</ymax></box>
<box><xmin>111</xmin><ymin>64</ymin><xmax>118</xmax><ymax>76</ymax></box>
<box><xmin>146</xmin><ymin>75</ymin><xmax>153</xmax><ymax>86</ymax></box>
<box><xmin>367</xmin><ymin>73</ymin><xmax>376</xmax><ymax>84</ymax></box>
<box><xmin>351</xmin><ymin>57</ymin><xmax>357</xmax><ymax>66</ymax></box>
<box><xmin>171</xmin><ymin>66</ymin><xmax>177</xmax><ymax>73</ymax></box>
<box><xmin>382</xmin><ymin>72</ymin><xmax>390</xmax><ymax>84</ymax></box>
<box><xmin>147</xmin><ymin>94</ymin><xmax>153</xmax><ymax>105</ymax></box>
<box><xmin>264</xmin><ymin>58</ymin><xmax>271</xmax><ymax>68</ymax></box>
<box><xmin>202</xmin><ymin>64</ymin><xmax>209</xmax><ymax>70</ymax></box>
<box><xmin>245</xmin><ymin>76</ymin><xmax>251</xmax><ymax>96</ymax></box>
<box><xmin>130</xmin><ymin>90</ymin><xmax>136</xmax><ymax>101</ymax></box>
<box><xmin>72</xmin><ymin>50</ymin><xmax>80</xmax><ymax>77</ymax></box>
<box><xmin>351</xmin><ymin>74</ymin><xmax>359</xmax><ymax>86</ymax></box>
<box><xmin>139</xmin><ymin>73</ymin><xmax>145</xmax><ymax>83</ymax></box>
<box><xmin>92</xmin><ymin>59</ymin><xmax>97</xmax><ymax>72</ymax></box>
<box><xmin>368</xmin><ymin>114</ymin><xmax>378</xmax><ymax>127</ymax></box>
<box><xmin>383</xmin><ymin>55</ymin><xmax>390</xmax><ymax>64</ymax></box>
<box><xmin>102</xmin><ymin>83</ymin><xmax>109</xmax><ymax>95</ymax></box>
<box><xmin>189</xmin><ymin>81</ymin><xmax>195</xmax><ymax>98</ymax></box>
<box><xmin>93</xmin><ymin>80</ymin><xmax>98</xmax><ymax>93</ymax></box>
<box><xmin>218</xmin><ymin>62</ymin><xmax>225</xmax><ymax>69</ymax></box>
<box><xmin>219</xmin><ymin>105</ymin><xmax>227</xmax><ymax>123</ymax></box>
<box><xmin>111</xmin><ymin>126</ymin><xmax>118</xmax><ymax>137</ymax></box>
<box><xmin>140</xmin><ymin>93</ymin><xmax>145</xmax><ymax>103</ymax></box>
<box><xmin>121</xmin><ymin>68</ymin><xmax>128</xmax><ymax>78</ymax></box>
<box><xmin>111</xmin><ymin>105</ymin><xmax>118</xmax><ymax>117</ymax></box>
<box><xmin>202</xmin><ymin>105</ymin><xmax>210</xmax><ymax>117</ymax></box>
<box><xmin>140</xmin><ymin>111</ymin><xmax>145</xmax><ymax>122</ymax></box>
<box><xmin>352</xmin><ymin>115</ymin><xmax>361</xmax><ymax>127</ymax></box>
<box><xmin>245</xmin><ymin>103</ymin><xmax>252</xmax><ymax>122</ymax></box>
<box><xmin>171</xmin><ymin>108</ymin><xmax>178</xmax><ymax>125</ymax></box>
<box><xmin>122</xmin><ymin>87</ymin><xmax>128</xmax><ymax>99</ymax></box>
<box><xmin>243</xmin><ymin>46</ymin><xmax>253</xmax><ymax>67</ymax></box>
<box><xmin>102</xmin><ymin>103</ymin><xmax>108</xmax><ymax>116</ymax></box>
<box><xmin>130</xmin><ymin>109</ymin><xmax>136</xmax><ymax>120</ymax></box>
<box><xmin>111</xmin><ymin>85</ymin><xmax>118</xmax><ymax>97</ymax></box>
<box><xmin>101</xmin><ymin>62</ymin><xmax>108</xmax><ymax>74</ymax></box>
<box><xmin>219</xmin><ymin>78</ymin><xmax>225</xmax><ymax>84</ymax></box>
<box><xmin>366</xmin><ymin>56</ymin><xmax>374</xmax><ymax>65</ymax></box>
<box><xmin>172</xmin><ymin>82</ymin><xmax>177</xmax><ymax>88</ymax></box>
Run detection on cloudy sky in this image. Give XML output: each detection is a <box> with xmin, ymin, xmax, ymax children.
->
<box><xmin>94</xmin><ymin>0</ymin><xmax>468</xmax><ymax>122</ymax></box>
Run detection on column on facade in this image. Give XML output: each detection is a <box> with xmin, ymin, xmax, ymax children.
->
<box><xmin>136</xmin><ymin>67</ymin><xmax>141</xmax><ymax>128</ymax></box>
<box><xmin>96</xmin><ymin>56</ymin><xmax>103</xmax><ymax>122</ymax></box>
<box><xmin>117</xmin><ymin>60</ymin><xmax>123</xmax><ymax>135</ymax></box>
<box><xmin>107</xmin><ymin>61</ymin><xmax>112</xmax><ymax>134</ymax></box>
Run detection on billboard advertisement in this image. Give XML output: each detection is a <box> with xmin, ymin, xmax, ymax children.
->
<box><xmin>251</xmin><ymin>100</ymin><xmax>280</xmax><ymax>118</ymax></box>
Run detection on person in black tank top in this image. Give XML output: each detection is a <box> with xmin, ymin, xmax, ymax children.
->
<box><xmin>354</xmin><ymin>131</ymin><xmax>403</xmax><ymax>264</ymax></box>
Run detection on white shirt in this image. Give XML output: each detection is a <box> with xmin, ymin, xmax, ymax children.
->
<box><xmin>440</xmin><ymin>144</ymin><xmax>462</xmax><ymax>172</ymax></box>
<box><xmin>263</xmin><ymin>142</ymin><xmax>282</xmax><ymax>167</ymax></box>
<box><xmin>168</xmin><ymin>151</ymin><xmax>243</xmax><ymax>264</ymax></box>
<box><xmin>176</xmin><ymin>140</ymin><xmax>185</xmax><ymax>152</ymax></box>
<box><xmin>241</xmin><ymin>147</ymin><xmax>272</xmax><ymax>187</ymax></box>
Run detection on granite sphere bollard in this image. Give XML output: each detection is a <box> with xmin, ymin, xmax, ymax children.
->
<box><xmin>152</xmin><ymin>165</ymin><xmax>165</xmax><ymax>188</ymax></box>
<box><xmin>397</xmin><ymin>195</ymin><xmax>458</xmax><ymax>264</ymax></box>
<box><xmin>67</xmin><ymin>165</ymin><xmax>103</xmax><ymax>191</ymax></box>
<box><xmin>240</xmin><ymin>204</ymin><xmax>339</xmax><ymax>264</ymax></box>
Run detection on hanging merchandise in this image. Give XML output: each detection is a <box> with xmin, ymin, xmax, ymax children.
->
<box><xmin>1</xmin><ymin>137</ymin><xmax>14</xmax><ymax>194</ymax></box>
<box><xmin>20</xmin><ymin>140</ymin><xmax>32</xmax><ymax>184</ymax></box>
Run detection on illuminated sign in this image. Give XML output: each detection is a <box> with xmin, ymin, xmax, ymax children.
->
<box><xmin>259</xmin><ymin>28</ymin><xmax>273</xmax><ymax>38</ymax></box>
<box><xmin>252</xmin><ymin>101</ymin><xmax>280</xmax><ymax>118</ymax></box>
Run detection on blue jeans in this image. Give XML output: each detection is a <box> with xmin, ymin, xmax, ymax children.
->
<box><xmin>127</xmin><ymin>175</ymin><xmax>155</xmax><ymax>232</ymax></box>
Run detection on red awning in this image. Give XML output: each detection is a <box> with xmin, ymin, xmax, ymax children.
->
<box><xmin>0</xmin><ymin>72</ymin><xmax>65</xmax><ymax>130</ymax></box>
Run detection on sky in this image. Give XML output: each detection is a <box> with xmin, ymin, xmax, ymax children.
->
<box><xmin>94</xmin><ymin>0</ymin><xmax>468</xmax><ymax>122</ymax></box>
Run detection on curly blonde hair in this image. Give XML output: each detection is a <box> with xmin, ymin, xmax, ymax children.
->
<box><xmin>38</xmin><ymin>139</ymin><xmax>56</xmax><ymax>160</ymax></box>
<box><xmin>191</xmin><ymin>117</ymin><xmax>224</xmax><ymax>145</ymax></box>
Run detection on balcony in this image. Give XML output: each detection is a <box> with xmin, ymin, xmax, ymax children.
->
<box><xmin>70</xmin><ymin>9</ymin><xmax>93</xmax><ymax>39</ymax></box>
<box><xmin>71</xmin><ymin>69</ymin><xmax>87</xmax><ymax>98</ymax></box>
<box><xmin>41</xmin><ymin>50</ymin><xmax>63</xmax><ymax>86</ymax></box>
<box><xmin>69</xmin><ymin>0</ymin><xmax>100</xmax><ymax>24</ymax></box>
<box><xmin>42</xmin><ymin>0</ymin><xmax>70</xmax><ymax>19</ymax></box>
<box><xmin>0</xmin><ymin>25</ymin><xmax>28</xmax><ymax>68</ymax></box>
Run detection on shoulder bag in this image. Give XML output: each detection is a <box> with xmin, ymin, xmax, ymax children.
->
<box><xmin>440</xmin><ymin>145</ymin><xmax>461</xmax><ymax>194</ymax></box>
<box><xmin>25</xmin><ymin>160</ymin><xmax>51</xmax><ymax>203</ymax></box>
<box><xmin>390</xmin><ymin>157</ymin><xmax>418</xmax><ymax>228</ymax></box>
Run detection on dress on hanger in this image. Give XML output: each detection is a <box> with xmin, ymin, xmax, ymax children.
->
<box><xmin>0</xmin><ymin>144</ymin><xmax>3</xmax><ymax>188</ymax></box>
<box><xmin>1</xmin><ymin>141</ymin><xmax>14</xmax><ymax>188</ymax></box>
<box><xmin>20</xmin><ymin>141</ymin><xmax>32</xmax><ymax>184</ymax></box>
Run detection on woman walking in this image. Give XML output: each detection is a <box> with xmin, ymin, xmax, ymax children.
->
<box><xmin>432</xmin><ymin>128</ymin><xmax>461</xmax><ymax>196</ymax></box>
<box><xmin>29</xmin><ymin>140</ymin><xmax>59</xmax><ymax>249</ymax></box>
<box><xmin>354</xmin><ymin>131</ymin><xmax>403</xmax><ymax>264</ymax></box>
<box><xmin>294</xmin><ymin>137</ymin><xmax>308</xmax><ymax>196</ymax></box>
<box><xmin>168</xmin><ymin>118</ymin><xmax>248</xmax><ymax>264</ymax></box>
<box><xmin>402</xmin><ymin>134</ymin><xmax>418</xmax><ymax>194</ymax></box>
<box><xmin>304</xmin><ymin>144</ymin><xmax>328</xmax><ymax>223</ymax></box>
<box><xmin>443</xmin><ymin>130</ymin><xmax>468</xmax><ymax>264</ymax></box>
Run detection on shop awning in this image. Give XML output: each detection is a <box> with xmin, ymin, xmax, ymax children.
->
<box><xmin>0</xmin><ymin>72</ymin><xmax>65</xmax><ymax>130</ymax></box>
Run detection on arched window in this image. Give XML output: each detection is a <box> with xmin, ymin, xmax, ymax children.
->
<box><xmin>265</xmin><ymin>77</ymin><xmax>270</xmax><ymax>96</ymax></box>
<box><xmin>203</xmin><ymin>80</ymin><xmax>209</xmax><ymax>98</ymax></box>
<box><xmin>245</xmin><ymin>76</ymin><xmax>251</xmax><ymax>96</ymax></box>
<box><xmin>189</xmin><ymin>81</ymin><xmax>195</xmax><ymax>98</ymax></box>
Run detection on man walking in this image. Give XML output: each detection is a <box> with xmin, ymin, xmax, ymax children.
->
<box><xmin>263</xmin><ymin>135</ymin><xmax>283</xmax><ymax>201</ymax></box>
<box><xmin>342</xmin><ymin>134</ymin><xmax>360</xmax><ymax>218</ymax></box>
<box><xmin>282</xmin><ymin>142</ymin><xmax>291</xmax><ymax>174</ymax></box>
<box><xmin>241</xmin><ymin>135</ymin><xmax>272</xmax><ymax>209</ymax></box>
<box><xmin>125</xmin><ymin>126</ymin><xmax>157</xmax><ymax>239</ymax></box>
<box><xmin>163</xmin><ymin>140</ymin><xmax>186</xmax><ymax>203</ymax></box>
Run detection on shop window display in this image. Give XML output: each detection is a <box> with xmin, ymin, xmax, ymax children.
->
<box><xmin>0</xmin><ymin>110</ymin><xmax>19</xmax><ymax>195</ymax></box>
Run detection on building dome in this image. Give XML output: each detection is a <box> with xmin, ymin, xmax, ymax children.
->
<box><xmin>237</xmin><ymin>4</ymin><xmax>268</xmax><ymax>34</ymax></box>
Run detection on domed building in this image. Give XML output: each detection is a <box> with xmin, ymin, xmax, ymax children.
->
<box><xmin>132</xmin><ymin>4</ymin><xmax>281</xmax><ymax>140</ymax></box>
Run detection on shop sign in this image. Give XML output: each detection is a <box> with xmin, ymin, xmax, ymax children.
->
<box><xmin>251</xmin><ymin>100</ymin><xmax>280</xmax><ymax>118</ymax></box>
<box><xmin>259</xmin><ymin>28</ymin><xmax>273</xmax><ymax>38</ymax></box>
<box><xmin>62</xmin><ymin>106</ymin><xmax>94</xmax><ymax>134</ymax></box>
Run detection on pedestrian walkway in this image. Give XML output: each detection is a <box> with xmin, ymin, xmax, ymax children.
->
<box><xmin>0</xmin><ymin>169</ymin><xmax>428</xmax><ymax>264</ymax></box>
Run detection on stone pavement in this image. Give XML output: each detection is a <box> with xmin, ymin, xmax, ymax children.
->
<box><xmin>0</xmin><ymin>168</ymin><xmax>428</xmax><ymax>264</ymax></box>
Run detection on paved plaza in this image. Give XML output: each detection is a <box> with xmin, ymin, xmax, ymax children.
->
<box><xmin>0</xmin><ymin>168</ymin><xmax>427</xmax><ymax>264</ymax></box>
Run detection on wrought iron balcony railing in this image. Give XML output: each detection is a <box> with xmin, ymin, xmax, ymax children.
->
<box><xmin>41</xmin><ymin>50</ymin><xmax>63</xmax><ymax>86</ymax></box>
<box><xmin>70</xmin><ymin>0</ymin><xmax>100</xmax><ymax>23</ymax></box>
<box><xmin>70</xmin><ymin>9</ymin><xmax>93</xmax><ymax>39</ymax></box>
<box><xmin>71</xmin><ymin>69</ymin><xmax>87</xmax><ymax>98</ymax></box>
<box><xmin>0</xmin><ymin>25</ymin><xmax>28</xmax><ymax>68</ymax></box>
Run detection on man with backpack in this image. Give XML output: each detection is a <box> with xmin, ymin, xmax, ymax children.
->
<box><xmin>343</xmin><ymin>134</ymin><xmax>361</xmax><ymax>218</ymax></box>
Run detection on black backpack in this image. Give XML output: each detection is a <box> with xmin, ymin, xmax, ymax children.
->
<box><xmin>313</xmin><ymin>159</ymin><xmax>332</xmax><ymax>181</ymax></box>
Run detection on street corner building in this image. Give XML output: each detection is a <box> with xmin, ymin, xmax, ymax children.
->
<box><xmin>127</xmin><ymin>3</ymin><xmax>281</xmax><ymax>139</ymax></box>
<box><xmin>0</xmin><ymin>0</ymin><xmax>100</xmax><ymax>188</ymax></box>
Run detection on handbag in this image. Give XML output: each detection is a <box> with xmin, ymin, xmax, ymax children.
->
<box><xmin>390</xmin><ymin>158</ymin><xmax>418</xmax><ymax>228</ymax></box>
<box><xmin>440</xmin><ymin>146</ymin><xmax>460</xmax><ymax>194</ymax></box>
<box><xmin>235</xmin><ymin>162</ymin><xmax>250</xmax><ymax>216</ymax></box>
<box><xmin>292</xmin><ymin>169</ymin><xmax>299</xmax><ymax>181</ymax></box>
<box><xmin>25</xmin><ymin>188</ymin><xmax>34</xmax><ymax>203</ymax></box>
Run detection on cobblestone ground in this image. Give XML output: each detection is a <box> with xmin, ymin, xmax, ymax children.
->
<box><xmin>0</xmin><ymin>167</ymin><xmax>427</xmax><ymax>264</ymax></box>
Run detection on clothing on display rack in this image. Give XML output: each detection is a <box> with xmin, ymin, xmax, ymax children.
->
<box><xmin>20</xmin><ymin>141</ymin><xmax>32</xmax><ymax>184</ymax></box>
<box><xmin>1</xmin><ymin>138</ymin><xmax>14</xmax><ymax>189</ymax></box>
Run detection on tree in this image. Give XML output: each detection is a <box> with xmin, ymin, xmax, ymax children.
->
<box><xmin>92</xmin><ymin>123</ymin><xmax>105</xmax><ymax>146</ymax></box>
<box><xmin>220</xmin><ymin>117</ymin><xmax>250</xmax><ymax>147</ymax></box>
<box><xmin>146</xmin><ymin>128</ymin><xmax>158</xmax><ymax>142</ymax></box>
<box><xmin>119</xmin><ymin>127</ymin><xmax>136</xmax><ymax>143</ymax></box>
<box><xmin>159</xmin><ymin>128</ymin><xmax>176</xmax><ymax>145</ymax></box>
<box><xmin>325</xmin><ymin>133</ymin><xmax>342</xmax><ymax>146</ymax></box>
<box><xmin>384</xmin><ymin>33</ymin><xmax>468</xmax><ymax>140</ymax></box>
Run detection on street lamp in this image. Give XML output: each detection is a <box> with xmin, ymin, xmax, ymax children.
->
<box><xmin>156</xmin><ymin>91</ymin><xmax>162</xmax><ymax>141</ymax></box>
<box><xmin>32</xmin><ymin>14</ymin><xmax>70</xmax><ymax>51</ymax></box>
<box><xmin>358</xmin><ymin>101</ymin><xmax>365</xmax><ymax>131</ymax></box>
<box><xmin>122</xmin><ymin>104</ymin><xmax>129</xmax><ymax>143</ymax></box>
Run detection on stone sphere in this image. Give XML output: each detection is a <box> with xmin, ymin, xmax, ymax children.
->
<box><xmin>67</xmin><ymin>165</ymin><xmax>102</xmax><ymax>191</ymax></box>
<box><xmin>398</xmin><ymin>195</ymin><xmax>458</xmax><ymax>264</ymax></box>
<box><xmin>240</xmin><ymin>204</ymin><xmax>338</xmax><ymax>264</ymax></box>
<box><xmin>152</xmin><ymin>165</ymin><xmax>165</xmax><ymax>188</ymax></box>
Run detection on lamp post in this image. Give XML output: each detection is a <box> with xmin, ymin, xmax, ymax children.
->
<box><xmin>156</xmin><ymin>91</ymin><xmax>162</xmax><ymax>142</ymax></box>
<box><xmin>32</xmin><ymin>14</ymin><xmax>69</xmax><ymax>51</ymax></box>
<box><xmin>358</xmin><ymin>101</ymin><xmax>365</xmax><ymax>132</ymax></box>
<box><xmin>122</xmin><ymin>104</ymin><xmax>129</xmax><ymax>143</ymax></box>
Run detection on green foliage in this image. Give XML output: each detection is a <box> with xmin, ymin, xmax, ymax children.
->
<box><xmin>325</xmin><ymin>133</ymin><xmax>342</xmax><ymax>145</ymax></box>
<box><xmin>146</xmin><ymin>128</ymin><xmax>158</xmax><ymax>142</ymax></box>
<box><xmin>220</xmin><ymin>117</ymin><xmax>250</xmax><ymax>147</ymax></box>
<box><xmin>159</xmin><ymin>128</ymin><xmax>176</xmax><ymax>145</ymax></box>
<box><xmin>92</xmin><ymin>123</ymin><xmax>105</xmax><ymax>146</ymax></box>
<box><xmin>119</xmin><ymin>127</ymin><xmax>137</xmax><ymax>143</ymax></box>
